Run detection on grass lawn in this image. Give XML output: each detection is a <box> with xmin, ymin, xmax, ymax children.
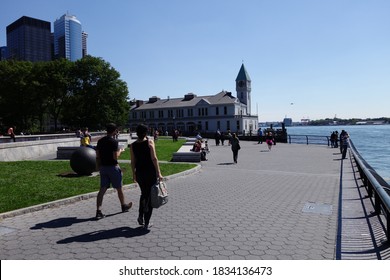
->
<box><xmin>0</xmin><ymin>138</ymin><xmax>195</xmax><ymax>213</ymax></box>
<box><xmin>119</xmin><ymin>138</ymin><xmax>185</xmax><ymax>161</ymax></box>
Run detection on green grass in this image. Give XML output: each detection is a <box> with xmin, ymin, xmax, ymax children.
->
<box><xmin>119</xmin><ymin>138</ymin><xmax>185</xmax><ymax>161</ymax></box>
<box><xmin>0</xmin><ymin>139</ymin><xmax>195</xmax><ymax>213</ymax></box>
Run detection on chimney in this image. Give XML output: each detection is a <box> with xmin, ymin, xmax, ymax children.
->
<box><xmin>136</xmin><ymin>100</ymin><xmax>144</xmax><ymax>107</ymax></box>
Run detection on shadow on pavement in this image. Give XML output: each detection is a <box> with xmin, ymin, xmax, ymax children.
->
<box><xmin>56</xmin><ymin>226</ymin><xmax>148</xmax><ymax>243</ymax></box>
<box><xmin>30</xmin><ymin>217</ymin><xmax>95</xmax><ymax>229</ymax></box>
<box><xmin>30</xmin><ymin>212</ymin><xmax>125</xmax><ymax>230</ymax></box>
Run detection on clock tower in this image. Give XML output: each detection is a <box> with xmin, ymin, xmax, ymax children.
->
<box><xmin>235</xmin><ymin>63</ymin><xmax>251</xmax><ymax>114</ymax></box>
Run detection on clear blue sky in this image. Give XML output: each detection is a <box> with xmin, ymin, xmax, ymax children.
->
<box><xmin>2</xmin><ymin>0</ymin><xmax>389</xmax><ymax>122</ymax></box>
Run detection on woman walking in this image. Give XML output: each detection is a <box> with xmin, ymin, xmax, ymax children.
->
<box><xmin>265</xmin><ymin>132</ymin><xmax>274</xmax><ymax>151</ymax></box>
<box><xmin>230</xmin><ymin>133</ymin><xmax>240</xmax><ymax>164</ymax></box>
<box><xmin>130</xmin><ymin>124</ymin><xmax>163</xmax><ymax>230</ymax></box>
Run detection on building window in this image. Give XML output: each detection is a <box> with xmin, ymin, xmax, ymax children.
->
<box><xmin>237</xmin><ymin>120</ymin><xmax>240</xmax><ymax>131</ymax></box>
<box><xmin>188</xmin><ymin>109</ymin><xmax>193</xmax><ymax>117</ymax></box>
<box><xmin>149</xmin><ymin>111</ymin><xmax>154</xmax><ymax>118</ymax></box>
<box><xmin>158</xmin><ymin>110</ymin><xmax>164</xmax><ymax>118</ymax></box>
<box><xmin>216</xmin><ymin>107</ymin><xmax>219</xmax><ymax>115</ymax></box>
<box><xmin>197</xmin><ymin>121</ymin><xmax>202</xmax><ymax>130</ymax></box>
<box><xmin>227</xmin><ymin>120</ymin><xmax>230</xmax><ymax>130</ymax></box>
<box><xmin>176</xmin><ymin>109</ymin><xmax>183</xmax><ymax>118</ymax></box>
<box><xmin>132</xmin><ymin>112</ymin><xmax>137</xmax><ymax>119</ymax></box>
<box><xmin>217</xmin><ymin>121</ymin><xmax>220</xmax><ymax>130</ymax></box>
<box><xmin>198</xmin><ymin>108</ymin><xmax>208</xmax><ymax>116</ymax></box>
<box><xmin>205</xmin><ymin>121</ymin><xmax>208</xmax><ymax>130</ymax></box>
<box><xmin>224</xmin><ymin>106</ymin><xmax>227</xmax><ymax>115</ymax></box>
<box><xmin>168</xmin><ymin>110</ymin><xmax>173</xmax><ymax>118</ymax></box>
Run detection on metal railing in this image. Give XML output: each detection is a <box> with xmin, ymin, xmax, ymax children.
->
<box><xmin>349</xmin><ymin>139</ymin><xmax>390</xmax><ymax>242</ymax></box>
<box><xmin>0</xmin><ymin>132</ymin><xmax>106</xmax><ymax>144</ymax></box>
<box><xmin>287</xmin><ymin>134</ymin><xmax>330</xmax><ymax>146</ymax></box>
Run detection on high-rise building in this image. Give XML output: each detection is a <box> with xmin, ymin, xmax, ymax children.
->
<box><xmin>82</xmin><ymin>31</ymin><xmax>88</xmax><ymax>57</ymax></box>
<box><xmin>54</xmin><ymin>14</ymin><xmax>82</xmax><ymax>61</ymax></box>
<box><xmin>6</xmin><ymin>16</ymin><xmax>52</xmax><ymax>62</ymax></box>
<box><xmin>0</xmin><ymin>46</ymin><xmax>8</xmax><ymax>60</ymax></box>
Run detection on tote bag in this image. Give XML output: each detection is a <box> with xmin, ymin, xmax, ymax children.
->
<box><xmin>150</xmin><ymin>179</ymin><xmax>168</xmax><ymax>208</ymax></box>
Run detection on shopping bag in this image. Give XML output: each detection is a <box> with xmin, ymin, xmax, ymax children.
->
<box><xmin>150</xmin><ymin>179</ymin><xmax>168</xmax><ymax>208</ymax></box>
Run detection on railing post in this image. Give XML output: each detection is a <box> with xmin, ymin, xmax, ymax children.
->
<box><xmin>374</xmin><ymin>192</ymin><xmax>381</xmax><ymax>215</ymax></box>
<box><xmin>387</xmin><ymin>212</ymin><xmax>390</xmax><ymax>242</ymax></box>
<box><xmin>367</xmin><ymin>179</ymin><xmax>373</xmax><ymax>197</ymax></box>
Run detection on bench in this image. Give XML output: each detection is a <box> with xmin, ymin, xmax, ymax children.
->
<box><xmin>57</xmin><ymin>146</ymin><xmax>79</xmax><ymax>159</ymax></box>
<box><xmin>172</xmin><ymin>144</ymin><xmax>201</xmax><ymax>162</ymax></box>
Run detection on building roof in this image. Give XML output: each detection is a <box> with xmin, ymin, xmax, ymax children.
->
<box><xmin>134</xmin><ymin>91</ymin><xmax>239</xmax><ymax>111</ymax></box>
<box><xmin>235</xmin><ymin>63</ymin><xmax>251</xmax><ymax>81</ymax></box>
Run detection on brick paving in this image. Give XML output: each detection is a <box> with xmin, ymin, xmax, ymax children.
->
<box><xmin>0</xmin><ymin>141</ymin><xmax>389</xmax><ymax>260</ymax></box>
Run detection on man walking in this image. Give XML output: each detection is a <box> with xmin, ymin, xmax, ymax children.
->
<box><xmin>95</xmin><ymin>123</ymin><xmax>132</xmax><ymax>219</ymax></box>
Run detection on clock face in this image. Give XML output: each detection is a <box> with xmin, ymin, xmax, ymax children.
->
<box><xmin>238</xmin><ymin>81</ymin><xmax>245</xmax><ymax>87</ymax></box>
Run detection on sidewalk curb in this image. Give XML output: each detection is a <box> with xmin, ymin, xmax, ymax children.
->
<box><xmin>0</xmin><ymin>163</ymin><xmax>201</xmax><ymax>220</ymax></box>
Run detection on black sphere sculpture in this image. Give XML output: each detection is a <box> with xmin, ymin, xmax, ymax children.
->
<box><xmin>70</xmin><ymin>147</ymin><xmax>97</xmax><ymax>175</ymax></box>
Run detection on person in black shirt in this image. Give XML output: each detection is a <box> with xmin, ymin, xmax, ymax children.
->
<box><xmin>95</xmin><ymin>123</ymin><xmax>132</xmax><ymax>219</ymax></box>
<box><xmin>130</xmin><ymin>124</ymin><xmax>163</xmax><ymax>230</ymax></box>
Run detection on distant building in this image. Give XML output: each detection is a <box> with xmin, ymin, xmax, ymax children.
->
<box><xmin>283</xmin><ymin>117</ymin><xmax>293</xmax><ymax>126</ymax></box>
<box><xmin>301</xmin><ymin>118</ymin><xmax>310</xmax><ymax>125</ymax></box>
<box><xmin>54</xmin><ymin>14</ymin><xmax>83</xmax><ymax>61</ymax></box>
<box><xmin>6</xmin><ymin>16</ymin><xmax>52</xmax><ymax>62</ymax></box>
<box><xmin>128</xmin><ymin>64</ymin><xmax>258</xmax><ymax>135</ymax></box>
<box><xmin>82</xmin><ymin>31</ymin><xmax>88</xmax><ymax>57</ymax></box>
<box><xmin>0</xmin><ymin>46</ymin><xmax>8</xmax><ymax>60</ymax></box>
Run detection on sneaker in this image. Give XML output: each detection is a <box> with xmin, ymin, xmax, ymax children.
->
<box><xmin>121</xmin><ymin>202</ymin><xmax>133</xmax><ymax>212</ymax></box>
<box><xmin>143</xmin><ymin>223</ymin><xmax>152</xmax><ymax>231</ymax></box>
<box><xmin>95</xmin><ymin>210</ymin><xmax>105</xmax><ymax>220</ymax></box>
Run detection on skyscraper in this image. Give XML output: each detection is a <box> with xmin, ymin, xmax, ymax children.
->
<box><xmin>54</xmin><ymin>14</ymin><xmax>82</xmax><ymax>61</ymax></box>
<box><xmin>82</xmin><ymin>31</ymin><xmax>88</xmax><ymax>57</ymax></box>
<box><xmin>6</xmin><ymin>16</ymin><xmax>52</xmax><ymax>62</ymax></box>
<box><xmin>0</xmin><ymin>46</ymin><xmax>8</xmax><ymax>61</ymax></box>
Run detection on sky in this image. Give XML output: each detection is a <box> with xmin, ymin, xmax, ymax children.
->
<box><xmin>1</xmin><ymin>0</ymin><xmax>389</xmax><ymax>122</ymax></box>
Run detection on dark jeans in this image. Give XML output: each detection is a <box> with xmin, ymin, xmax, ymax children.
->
<box><xmin>342</xmin><ymin>145</ymin><xmax>348</xmax><ymax>159</ymax></box>
<box><xmin>137</xmin><ymin>175</ymin><xmax>156</xmax><ymax>226</ymax></box>
<box><xmin>232</xmin><ymin>149</ymin><xmax>239</xmax><ymax>163</ymax></box>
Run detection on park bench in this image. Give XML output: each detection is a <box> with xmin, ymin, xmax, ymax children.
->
<box><xmin>172</xmin><ymin>144</ymin><xmax>201</xmax><ymax>162</ymax></box>
<box><xmin>57</xmin><ymin>146</ymin><xmax>79</xmax><ymax>159</ymax></box>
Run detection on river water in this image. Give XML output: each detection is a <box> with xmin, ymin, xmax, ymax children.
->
<box><xmin>285</xmin><ymin>125</ymin><xmax>390</xmax><ymax>183</ymax></box>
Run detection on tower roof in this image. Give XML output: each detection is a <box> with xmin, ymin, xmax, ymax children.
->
<box><xmin>235</xmin><ymin>63</ymin><xmax>251</xmax><ymax>81</ymax></box>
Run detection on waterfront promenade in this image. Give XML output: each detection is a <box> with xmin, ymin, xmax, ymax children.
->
<box><xmin>0</xmin><ymin>141</ymin><xmax>389</xmax><ymax>260</ymax></box>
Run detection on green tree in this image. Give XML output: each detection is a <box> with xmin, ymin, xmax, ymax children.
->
<box><xmin>62</xmin><ymin>56</ymin><xmax>130</xmax><ymax>129</ymax></box>
<box><xmin>38</xmin><ymin>59</ymin><xmax>74</xmax><ymax>131</ymax></box>
<box><xmin>0</xmin><ymin>60</ymin><xmax>37</xmax><ymax>133</ymax></box>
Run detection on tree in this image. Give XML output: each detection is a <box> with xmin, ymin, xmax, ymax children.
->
<box><xmin>38</xmin><ymin>59</ymin><xmax>74</xmax><ymax>131</ymax></box>
<box><xmin>0</xmin><ymin>60</ymin><xmax>37</xmax><ymax>133</ymax></box>
<box><xmin>62</xmin><ymin>56</ymin><xmax>130</xmax><ymax>130</ymax></box>
<box><xmin>0</xmin><ymin>56</ymin><xmax>130</xmax><ymax>133</ymax></box>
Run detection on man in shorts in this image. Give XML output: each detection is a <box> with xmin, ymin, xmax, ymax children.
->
<box><xmin>95</xmin><ymin>123</ymin><xmax>132</xmax><ymax>219</ymax></box>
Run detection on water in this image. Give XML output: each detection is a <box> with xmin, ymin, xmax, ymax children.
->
<box><xmin>285</xmin><ymin>125</ymin><xmax>390</xmax><ymax>183</ymax></box>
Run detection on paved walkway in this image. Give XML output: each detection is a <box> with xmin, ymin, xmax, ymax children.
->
<box><xmin>0</xmin><ymin>141</ymin><xmax>389</xmax><ymax>259</ymax></box>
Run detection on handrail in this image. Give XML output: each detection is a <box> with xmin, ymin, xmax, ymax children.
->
<box><xmin>0</xmin><ymin>132</ymin><xmax>106</xmax><ymax>144</ymax></box>
<box><xmin>348</xmin><ymin>139</ymin><xmax>390</xmax><ymax>241</ymax></box>
<box><xmin>287</xmin><ymin>134</ymin><xmax>330</xmax><ymax>146</ymax></box>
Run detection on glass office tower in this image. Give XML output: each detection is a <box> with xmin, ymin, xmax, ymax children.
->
<box><xmin>6</xmin><ymin>16</ymin><xmax>52</xmax><ymax>61</ymax></box>
<box><xmin>54</xmin><ymin>14</ymin><xmax>82</xmax><ymax>61</ymax></box>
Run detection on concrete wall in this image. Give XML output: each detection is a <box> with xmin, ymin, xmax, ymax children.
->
<box><xmin>0</xmin><ymin>134</ymin><xmax>132</xmax><ymax>161</ymax></box>
<box><xmin>0</xmin><ymin>138</ymin><xmax>80</xmax><ymax>161</ymax></box>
